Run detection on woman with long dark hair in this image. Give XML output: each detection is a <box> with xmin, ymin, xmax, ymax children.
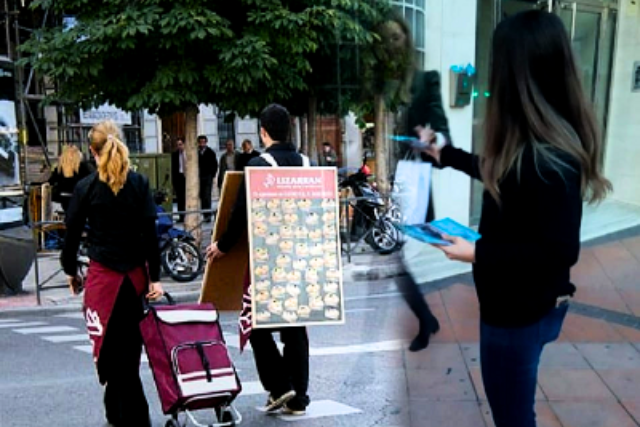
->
<box><xmin>421</xmin><ymin>11</ymin><xmax>610</xmax><ymax>426</ymax></box>
<box><xmin>62</xmin><ymin>120</ymin><xmax>163</xmax><ymax>426</ymax></box>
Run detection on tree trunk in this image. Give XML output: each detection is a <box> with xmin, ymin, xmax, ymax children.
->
<box><xmin>184</xmin><ymin>105</ymin><xmax>201</xmax><ymax>247</ymax></box>
<box><xmin>374</xmin><ymin>94</ymin><xmax>390</xmax><ymax>195</ymax></box>
<box><xmin>300</xmin><ymin>116</ymin><xmax>308</xmax><ymax>155</ymax></box>
<box><xmin>307</xmin><ymin>97</ymin><xmax>318</xmax><ymax>163</ymax></box>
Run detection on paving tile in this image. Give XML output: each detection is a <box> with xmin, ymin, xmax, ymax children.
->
<box><xmin>451</xmin><ymin>320</ymin><xmax>480</xmax><ymax>342</ymax></box>
<box><xmin>407</xmin><ymin>368</ymin><xmax>477</xmax><ymax>401</ymax></box>
<box><xmin>575</xmin><ymin>343</ymin><xmax>640</xmax><ymax>369</ymax></box>
<box><xmin>621</xmin><ymin>400</ymin><xmax>640</xmax><ymax>425</ymax></box>
<box><xmin>572</xmin><ymin>248</ymin><xmax>615</xmax><ymax>290</ymax></box>
<box><xmin>469</xmin><ymin>367</ymin><xmax>545</xmax><ymax>401</ymax></box>
<box><xmin>550</xmin><ymin>401</ymin><xmax>638</xmax><ymax>427</ymax></box>
<box><xmin>539</xmin><ymin>343</ymin><xmax>590</xmax><ymax>369</ymax></box>
<box><xmin>479</xmin><ymin>401</ymin><xmax>563</xmax><ymax>427</ymax></box>
<box><xmin>537</xmin><ymin>369</ymin><xmax>615</xmax><ymax>401</ymax></box>
<box><xmin>617</xmin><ymin>290</ymin><xmax>640</xmax><ymax>317</ymax></box>
<box><xmin>460</xmin><ymin>343</ymin><xmax>480</xmax><ymax>367</ymax></box>
<box><xmin>429</xmin><ymin>320</ymin><xmax>458</xmax><ymax>343</ymax></box>
<box><xmin>592</xmin><ymin>242</ymin><xmax>640</xmax><ymax>290</ymax></box>
<box><xmin>598</xmin><ymin>370</ymin><xmax>640</xmax><ymax>400</ymax></box>
<box><xmin>404</xmin><ymin>344</ymin><xmax>466</xmax><ymax>370</ymax></box>
<box><xmin>410</xmin><ymin>401</ymin><xmax>486</xmax><ymax>427</ymax></box>
<box><xmin>612</xmin><ymin>324</ymin><xmax>640</xmax><ymax>342</ymax></box>
<box><xmin>561</xmin><ymin>314</ymin><xmax>626</xmax><ymax>342</ymax></box>
<box><xmin>621</xmin><ymin>235</ymin><xmax>640</xmax><ymax>263</ymax></box>
<box><xmin>572</xmin><ymin>288</ymin><xmax>633</xmax><ymax>314</ymax></box>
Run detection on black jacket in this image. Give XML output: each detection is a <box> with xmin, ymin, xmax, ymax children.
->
<box><xmin>217</xmin><ymin>143</ymin><xmax>306</xmax><ymax>253</ymax></box>
<box><xmin>396</xmin><ymin>70</ymin><xmax>451</xmax><ymax>222</ymax></box>
<box><xmin>236</xmin><ymin>150</ymin><xmax>261</xmax><ymax>171</ymax></box>
<box><xmin>48</xmin><ymin>160</ymin><xmax>95</xmax><ymax>199</ymax></box>
<box><xmin>171</xmin><ymin>150</ymin><xmax>185</xmax><ymax>187</ymax></box>
<box><xmin>199</xmin><ymin>146</ymin><xmax>218</xmax><ymax>181</ymax></box>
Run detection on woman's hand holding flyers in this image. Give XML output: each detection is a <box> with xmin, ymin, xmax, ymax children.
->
<box><xmin>415</xmin><ymin>125</ymin><xmax>444</xmax><ymax>163</ymax></box>
<box><xmin>67</xmin><ymin>275</ymin><xmax>83</xmax><ymax>295</ymax></box>
<box><xmin>433</xmin><ymin>234</ymin><xmax>475</xmax><ymax>263</ymax></box>
<box><xmin>147</xmin><ymin>282</ymin><xmax>164</xmax><ymax>301</ymax></box>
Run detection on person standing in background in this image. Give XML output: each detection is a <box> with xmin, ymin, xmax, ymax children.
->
<box><xmin>48</xmin><ymin>144</ymin><xmax>95</xmax><ymax>213</ymax></box>
<box><xmin>171</xmin><ymin>138</ymin><xmax>186</xmax><ymax>223</ymax></box>
<box><xmin>236</xmin><ymin>139</ymin><xmax>260</xmax><ymax>170</ymax></box>
<box><xmin>217</xmin><ymin>139</ymin><xmax>238</xmax><ymax>192</ymax></box>
<box><xmin>198</xmin><ymin>135</ymin><xmax>218</xmax><ymax>223</ymax></box>
<box><xmin>320</xmin><ymin>142</ymin><xmax>337</xmax><ymax>167</ymax></box>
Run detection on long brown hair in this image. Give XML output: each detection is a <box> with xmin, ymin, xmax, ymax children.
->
<box><xmin>482</xmin><ymin>10</ymin><xmax>611</xmax><ymax>204</ymax></box>
<box><xmin>58</xmin><ymin>144</ymin><xmax>82</xmax><ymax>178</ymax></box>
<box><xmin>89</xmin><ymin>120</ymin><xmax>129</xmax><ymax>195</ymax></box>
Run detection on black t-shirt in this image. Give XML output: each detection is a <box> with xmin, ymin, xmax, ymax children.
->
<box><xmin>61</xmin><ymin>171</ymin><xmax>161</xmax><ymax>281</ymax></box>
<box><xmin>440</xmin><ymin>144</ymin><xmax>580</xmax><ymax>327</ymax></box>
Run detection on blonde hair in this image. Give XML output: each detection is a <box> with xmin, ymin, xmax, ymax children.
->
<box><xmin>58</xmin><ymin>144</ymin><xmax>82</xmax><ymax>178</ymax></box>
<box><xmin>89</xmin><ymin>120</ymin><xmax>130</xmax><ymax>195</ymax></box>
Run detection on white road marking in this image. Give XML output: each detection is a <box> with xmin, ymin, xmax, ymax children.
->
<box><xmin>14</xmin><ymin>326</ymin><xmax>78</xmax><ymax>335</ymax></box>
<box><xmin>0</xmin><ymin>321</ymin><xmax>47</xmax><ymax>329</ymax></box>
<box><xmin>346</xmin><ymin>292</ymin><xmax>401</xmax><ymax>301</ymax></box>
<box><xmin>54</xmin><ymin>312</ymin><xmax>84</xmax><ymax>319</ymax></box>
<box><xmin>42</xmin><ymin>334</ymin><xmax>89</xmax><ymax>343</ymax></box>
<box><xmin>0</xmin><ymin>319</ymin><xmax>20</xmax><ymax>324</ymax></box>
<box><xmin>309</xmin><ymin>340</ymin><xmax>405</xmax><ymax>356</ymax></box>
<box><xmin>275</xmin><ymin>400</ymin><xmax>361</xmax><ymax>421</ymax></box>
<box><xmin>74</xmin><ymin>344</ymin><xmax>93</xmax><ymax>354</ymax></box>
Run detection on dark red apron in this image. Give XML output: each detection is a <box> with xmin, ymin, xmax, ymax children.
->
<box><xmin>82</xmin><ymin>261</ymin><xmax>148</xmax><ymax>372</ymax></box>
<box><xmin>238</xmin><ymin>268</ymin><xmax>252</xmax><ymax>352</ymax></box>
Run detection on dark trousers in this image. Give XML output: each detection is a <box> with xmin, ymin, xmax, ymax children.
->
<box><xmin>97</xmin><ymin>279</ymin><xmax>150</xmax><ymax>427</ymax></box>
<box><xmin>174</xmin><ymin>175</ymin><xmax>186</xmax><ymax>222</ymax></box>
<box><xmin>249</xmin><ymin>327</ymin><xmax>310</xmax><ymax>408</ymax></box>
<box><xmin>481</xmin><ymin>302</ymin><xmax>569</xmax><ymax>427</ymax></box>
<box><xmin>200</xmin><ymin>176</ymin><xmax>213</xmax><ymax>221</ymax></box>
<box><xmin>395</xmin><ymin>271</ymin><xmax>439</xmax><ymax>330</ymax></box>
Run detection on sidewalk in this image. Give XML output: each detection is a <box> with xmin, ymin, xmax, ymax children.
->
<box><xmin>398</xmin><ymin>227</ymin><xmax>640</xmax><ymax>427</ymax></box>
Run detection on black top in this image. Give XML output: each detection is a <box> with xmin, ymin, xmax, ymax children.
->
<box><xmin>61</xmin><ymin>171</ymin><xmax>161</xmax><ymax>282</ymax></box>
<box><xmin>199</xmin><ymin>146</ymin><xmax>218</xmax><ymax>180</ymax></box>
<box><xmin>217</xmin><ymin>142</ymin><xmax>306</xmax><ymax>253</ymax></box>
<box><xmin>48</xmin><ymin>161</ymin><xmax>95</xmax><ymax>196</ymax></box>
<box><xmin>171</xmin><ymin>150</ymin><xmax>185</xmax><ymax>185</ymax></box>
<box><xmin>236</xmin><ymin>150</ymin><xmax>261</xmax><ymax>171</ymax></box>
<box><xmin>439</xmin><ymin>144</ymin><xmax>581</xmax><ymax>327</ymax></box>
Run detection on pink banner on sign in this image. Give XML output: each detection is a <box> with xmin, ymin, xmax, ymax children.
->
<box><xmin>248</xmin><ymin>169</ymin><xmax>337</xmax><ymax>200</ymax></box>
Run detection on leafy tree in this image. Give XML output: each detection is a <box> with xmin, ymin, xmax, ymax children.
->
<box><xmin>21</xmin><ymin>0</ymin><xmax>388</xmax><ymax>241</ymax></box>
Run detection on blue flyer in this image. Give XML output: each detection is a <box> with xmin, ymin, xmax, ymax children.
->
<box><xmin>395</xmin><ymin>217</ymin><xmax>481</xmax><ymax>245</ymax></box>
<box><xmin>430</xmin><ymin>218</ymin><xmax>481</xmax><ymax>242</ymax></box>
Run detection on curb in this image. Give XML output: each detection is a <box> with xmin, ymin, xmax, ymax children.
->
<box><xmin>0</xmin><ymin>290</ymin><xmax>202</xmax><ymax>318</ymax></box>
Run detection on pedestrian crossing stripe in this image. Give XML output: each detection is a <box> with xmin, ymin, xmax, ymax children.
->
<box><xmin>14</xmin><ymin>325</ymin><xmax>78</xmax><ymax>335</ymax></box>
<box><xmin>42</xmin><ymin>334</ymin><xmax>90</xmax><ymax>343</ymax></box>
<box><xmin>0</xmin><ymin>321</ymin><xmax>47</xmax><ymax>329</ymax></box>
<box><xmin>0</xmin><ymin>319</ymin><xmax>21</xmax><ymax>324</ymax></box>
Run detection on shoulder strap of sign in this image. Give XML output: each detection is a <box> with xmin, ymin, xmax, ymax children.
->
<box><xmin>260</xmin><ymin>153</ymin><xmax>310</xmax><ymax>167</ymax></box>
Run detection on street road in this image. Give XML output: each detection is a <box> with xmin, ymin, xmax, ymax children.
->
<box><xmin>0</xmin><ymin>278</ymin><xmax>410</xmax><ymax>427</ymax></box>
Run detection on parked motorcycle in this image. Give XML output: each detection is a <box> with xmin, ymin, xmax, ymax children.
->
<box><xmin>339</xmin><ymin>165</ymin><xmax>401</xmax><ymax>254</ymax></box>
<box><xmin>155</xmin><ymin>191</ymin><xmax>203</xmax><ymax>282</ymax></box>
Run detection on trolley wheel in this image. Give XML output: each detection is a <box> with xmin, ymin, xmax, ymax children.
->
<box><xmin>165</xmin><ymin>419</ymin><xmax>180</xmax><ymax>427</ymax></box>
<box><xmin>215</xmin><ymin>407</ymin><xmax>236</xmax><ymax>426</ymax></box>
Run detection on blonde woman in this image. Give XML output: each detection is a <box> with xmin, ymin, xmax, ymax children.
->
<box><xmin>48</xmin><ymin>144</ymin><xmax>94</xmax><ymax>212</ymax></box>
<box><xmin>61</xmin><ymin>120</ymin><xmax>163</xmax><ymax>426</ymax></box>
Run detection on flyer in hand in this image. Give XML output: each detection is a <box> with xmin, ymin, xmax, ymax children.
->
<box><xmin>245</xmin><ymin>167</ymin><xmax>345</xmax><ymax>328</ymax></box>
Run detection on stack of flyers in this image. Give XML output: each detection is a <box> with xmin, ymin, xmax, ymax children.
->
<box><xmin>395</xmin><ymin>217</ymin><xmax>481</xmax><ymax>246</ymax></box>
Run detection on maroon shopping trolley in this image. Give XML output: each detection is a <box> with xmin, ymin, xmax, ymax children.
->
<box><xmin>140</xmin><ymin>293</ymin><xmax>242</xmax><ymax>427</ymax></box>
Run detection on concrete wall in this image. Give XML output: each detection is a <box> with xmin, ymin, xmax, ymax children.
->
<box><xmin>603</xmin><ymin>0</ymin><xmax>640</xmax><ymax>206</ymax></box>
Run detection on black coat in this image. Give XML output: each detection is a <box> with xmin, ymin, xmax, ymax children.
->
<box><xmin>171</xmin><ymin>150</ymin><xmax>185</xmax><ymax>187</ymax></box>
<box><xmin>396</xmin><ymin>70</ymin><xmax>451</xmax><ymax>222</ymax></box>
<box><xmin>199</xmin><ymin>146</ymin><xmax>218</xmax><ymax>181</ymax></box>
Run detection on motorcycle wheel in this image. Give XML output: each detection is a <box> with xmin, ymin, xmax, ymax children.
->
<box><xmin>161</xmin><ymin>240</ymin><xmax>203</xmax><ymax>282</ymax></box>
<box><xmin>368</xmin><ymin>218</ymin><xmax>401</xmax><ymax>255</ymax></box>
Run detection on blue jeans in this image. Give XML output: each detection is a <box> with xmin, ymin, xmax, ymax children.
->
<box><xmin>480</xmin><ymin>301</ymin><xmax>569</xmax><ymax>427</ymax></box>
